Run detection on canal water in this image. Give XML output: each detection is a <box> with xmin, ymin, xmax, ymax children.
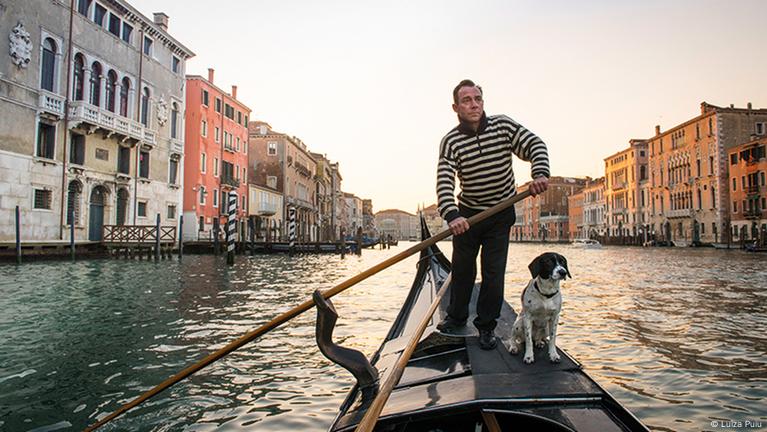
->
<box><xmin>0</xmin><ymin>243</ymin><xmax>765</xmax><ymax>432</ymax></box>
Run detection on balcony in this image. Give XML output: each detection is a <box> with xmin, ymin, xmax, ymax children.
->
<box><xmin>294</xmin><ymin>161</ymin><xmax>312</xmax><ymax>178</ymax></box>
<box><xmin>224</xmin><ymin>143</ymin><xmax>236</xmax><ymax>153</ymax></box>
<box><xmin>747</xmin><ymin>185</ymin><xmax>760</xmax><ymax>195</ymax></box>
<box><xmin>667</xmin><ymin>208</ymin><xmax>692</xmax><ymax>219</ymax></box>
<box><xmin>170</xmin><ymin>138</ymin><xmax>183</xmax><ymax>155</ymax></box>
<box><xmin>256</xmin><ymin>201</ymin><xmax>278</xmax><ymax>216</ymax></box>
<box><xmin>69</xmin><ymin>100</ymin><xmax>155</xmax><ymax>146</ymax></box>
<box><xmin>221</xmin><ymin>175</ymin><xmax>240</xmax><ymax>189</ymax></box>
<box><xmin>612</xmin><ymin>181</ymin><xmax>627</xmax><ymax>190</ymax></box>
<box><xmin>744</xmin><ymin>209</ymin><xmax>762</xmax><ymax>220</ymax></box>
<box><xmin>38</xmin><ymin>90</ymin><xmax>66</xmax><ymax>118</ymax></box>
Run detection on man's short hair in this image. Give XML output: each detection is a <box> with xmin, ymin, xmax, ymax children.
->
<box><xmin>453</xmin><ymin>79</ymin><xmax>483</xmax><ymax>104</ymax></box>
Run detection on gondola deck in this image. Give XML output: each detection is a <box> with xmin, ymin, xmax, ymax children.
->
<box><xmin>327</xmin><ymin>219</ymin><xmax>649</xmax><ymax>432</ymax></box>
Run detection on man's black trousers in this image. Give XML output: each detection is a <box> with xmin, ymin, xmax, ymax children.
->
<box><xmin>448</xmin><ymin>204</ymin><xmax>516</xmax><ymax>332</ymax></box>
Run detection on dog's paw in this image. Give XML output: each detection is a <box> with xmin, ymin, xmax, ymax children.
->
<box><xmin>549</xmin><ymin>352</ymin><xmax>561</xmax><ymax>363</ymax></box>
<box><xmin>523</xmin><ymin>353</ymin><xmax>535</xmax><ymax>364</ymax></box>
<box><xmin>535</xmin><ymin>340</ymin><xmax>546</xmax><ymax>349</ymax></box>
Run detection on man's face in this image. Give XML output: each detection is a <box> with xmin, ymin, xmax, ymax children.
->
<box><xmin>452</xmin><ymin>86</ymin><xmax>484</xmax><ymax>124</ymax></box>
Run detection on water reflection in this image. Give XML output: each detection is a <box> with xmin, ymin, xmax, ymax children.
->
<box><xmin>0</xmin><ymin>244</ymin><xmax>765</xmax><ymax>431</ymax></box>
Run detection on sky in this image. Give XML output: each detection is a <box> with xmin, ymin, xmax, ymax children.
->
<box><xmin>130</xmin><ymin>0</ymin><xmax>767</xmax><ymax>213</ymax></box>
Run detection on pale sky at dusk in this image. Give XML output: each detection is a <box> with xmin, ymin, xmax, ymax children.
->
<box><xmin>130</xmin><ymin>0</ymin><xmax>767</xmax><ymax>213</ymax></box>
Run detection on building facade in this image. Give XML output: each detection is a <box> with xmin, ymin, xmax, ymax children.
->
<box><xmin>248</xmin><ymin>183</ymin><xmax>283</xmax><ymax>240</ymax></box>
<box><xmin>511</xmin><ymin>177</ymin><xmax>587</xmax><ymax>242</ymax></box>
<box><xmin>567</xmin><ymin>191</ymin><xmax>584</xmax><ymax>240</ymax></box>
<box><xmin>343</xmin><ymin>192</ymin><xmax>363</xmax><ymax>234</ymax></box>
<box><xmin>604</xmin><ymin>140</ymin><xmax>649</xmax><ymax>239</ymax></box>
<box><xmin>362</xmin><ymin>199</ymin><xmax>375</xmax><ymax>237</ymax></box>
<box><xmin>1</xmin><ymin>0</ymin><xmax>193</xmax><ymax>241</ymax></box>
<box><xmin>581</xmin><ymin>177</ymin><xmax>606</xmax><ymax>239</ymax></box>
<box><xmin>375</xmin><ymin>209</ymin><xmax>418</xmax><ymax>241</ymax></box>
<box><xmin>183</xmin><ymin>69</ymin><xmax>250</xmax><ymax>240</ymax></box>
<box><xmin>728</xmin><ymin>137</ymin><xmax>766</xmax><ymax>242</ymax></box>
<box><xmin>248</xmin><ymin>121</ymin><xmax>317</xmax><ymax>241</ymax></box>
<box><xmin>648</xmin><ymin>102</ymin><xmax>767</xmax><ymax>245</ymax></box>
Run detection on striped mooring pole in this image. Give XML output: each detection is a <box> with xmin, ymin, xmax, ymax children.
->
<box><xmin>226</xmin><ymin>191</ymin><xmax>237</xmax><ymax>266</ymax></box>
<box><xmin>288</xmin><ymin>205</ymin><xmax>296</xmax><ymax>257</ymax></box>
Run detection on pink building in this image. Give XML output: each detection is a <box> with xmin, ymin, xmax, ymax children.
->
<box><xmin>183</xmin><ymin>69</ymin><xmax>251</xmax><ymax>240</ymax></box>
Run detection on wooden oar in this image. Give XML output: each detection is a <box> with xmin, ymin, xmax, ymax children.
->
<box><xmin>85</xmin><ymin>189</ymin><xmax>531</xmax><ymax>431</ymax></box>
<box><xmin>355</xmin><ymin>273</ymin><xmax>452</xmax><ymax>432</ymax></box>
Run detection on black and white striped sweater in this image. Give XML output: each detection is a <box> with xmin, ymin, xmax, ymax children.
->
<box><xmin>437</xmin><ymin>113</ymin><xmax>550</xmax><ymax>222</ymax></box>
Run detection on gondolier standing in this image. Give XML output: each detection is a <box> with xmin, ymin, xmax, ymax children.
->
<box><xmin>436</xmin><ymin>79</ymin><xmax>550</xmax><ymax>350</ymax></box>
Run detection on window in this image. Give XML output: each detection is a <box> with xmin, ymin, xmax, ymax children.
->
<box><xmin>757</xmin><ymin>122</ymin><xmax>766</xmax><ymax>136</ymax></box>
<box><xmin>762</xmin><ymin>172</ymin><xmax>766</xmax><ymax>186</ymax></box>
<box><xmin>200</xmin><ymin>152</ymin><xmax>206</xmax><ymax>173</ymax></box>
<box><xmin>89</xmin><ymin>62</ymin><xmax>102</xmax><ymax>106</ymax></box>
<box><xmin>215</xmin><ymin>98</ymin><xmax>222</xmax><ymax>113</ymax></box>
<box><xmin>70</xmin><ymin>133</ymin><xmax>85</xmax><ymax>165</ymax></box>
<box><xmin>73</xmin><ymin>54</ymin><xmax>85</xmax><ymax>100</ymax></box>
<box><xmin>730</xmin><ymin>153</ymin><xmax>737</xmax><ymax>165</ymax></box>
<box><xmin>696</xmin><ymin>159</ymin><xmax>701</xmax><ymax>177</ymax></box>
<box><xmin>105</xmin><ymin>70</ymin><xmax>117</xmax><ymax>112</ymax></box>
<box><xmin>139</xmin><ymin>150</ymin><xmax>149</xmax><ymax>178</ymax></box>
<box><xmin>108</xmin><ymin>13</ymin><xmax>121</xmax><ymax>36</ymax></box>
<box><xmin>138</xmin><ymin>201</ymin><xmax>147</xmax><ymax>217</ymax></box>
<box><xmin>213</xmin><ymin>189</ymin><xmax>218</xmax><ymax>208</ymax></box>
<box><xmin>121</xmin><ymin>22</ymin><xmax>132</xmax><ymax>44</ymax></box>
<box><xmin>66</xmin><ymin>181</ymin><xmax>82</xmax><ymax>225</ymax></box>
<box><xmin>41</xmin><ymin>38</ymin><xmax>57</xmax><ymax>92</ymax></box>
<box><xmin>242</xmin><ymin>167</ymin><xmax>246</xmax><ymax>181</ymax></box>
<box><xmin>213</xmin><ymin>157</ymin><xmax>219</xmax><ymax>176</ymax></box>
<box><xmin>167</xmin><ymin>205</ymin><xmax>176</xmax><ymax>219</ymax></box>
<box><xmin>742</xmin><ymin>176</ymin><xmax>746</xmax><ymax>189</ymax></box>
<box><xmin>733</xmin><ymin>201</ymin><xmax>737</xmax><ymax>213</ymax></box>
<box><xmin>117</xmin><ymin>147</ymin><xmax>130</xmax><ymax>174</ymax></box>
<box><xmin>93</xmin><ymin>3</ymin><xmax>107</xmax><ymax>27</ymax></box>
<box><xmin>244</xmin><ymin>116</ymin><xmax>248</xmax><ymax>127</ymax></box>
<box><xmin>169</xmin><ymin>159</ymin><xmax>178</xmax><ymax>185</ymax></box>
<box><xmin>236</xmin><ymin>137</ymin><xmax>240</xmax><ymax>152</ymax></box>
<box><xmin>143</xmin><ymin>36</ymin><xmax>153</xmax><ymax>56</ymax></box>
<box><xmin>215</xmin><ymin>127</ymin><xmax>220</xmax><ymax>143</ymax></box>
<box><xmin>199</xmin><ymin>186</ymin><xmax>206</xmax><ymax>205</ymax></box>
<box><xmin>201</xmin><ymin>89</ymin><xmax>209</xmax><ymax>106</ymax></box>
<box><xmin>119</xmin><ymin>77</ymin><xmax>130</xmax><ymax>117</ymax></box>
<box><xmin>709</xmin><ymin>156</ymin><xmax>714</xmax><ymax>175</ymax></box>
<box><xmin>235</xmin><ymin>164</ymin><xmax>240</xmax><ymax>179</ymax></box>
<box><xmin>37</xmin><ymin>122</ymin><xmax>56</xmax><ymax>159</ymax></box>
<box><xmin>225</xmin><ymin>104</ymin><xmax>234</xmax><ymax>119</ymax></box>
<box><xmin>711</xmin><ymin>186</ymin><xmax>716</xmax><ymax>209</ymax></box>
<box><xmin>172</xmin><ymin>56</ymin><xmax>180</xmax><ymax>73</ymax></box>
<box><xmin>140</xmin><ymin>87</ymin><xmax>150</xmax><ymax>126</ymax></box>
<box><xmin>198</xmin><ymin>216</ymin><xmax>204</xmax><ymax>231</ymax></box>
<box><xmin>696</xmin><ymin>124</ymin><xmax>700</xmax><ymax>140</ymax></box>
<box><xmin>268</xmin><ymin>141</ymin><xmax>277</xmax><ymax>155</ymax></box>
<box><xmin>201</xmin><ymin>120</ymin><xmax>208</xmax><ymax>137</ymax></box>
<box><xmin>34</xmin><ymin>189</ymin><xmax>52</xmax><ymax>210</ymax></box>
<box><xmin>171</xmin><ymin>102</ymin><xmax>179</xmax><ymax>139</ymax></box>
<box><xmin>77</xmin><ymin>0</ymin><xmax>91</xmax><ymax>16</ymax></box>
<box><xmin>242</xmin><ymin>195</ymin><xmax>246</xmax><ymax>211</ymax></box>
<box><xmin>237</xmin><ymin>111</ymin><xmax>242</xmax><ymax>124</ymax></box>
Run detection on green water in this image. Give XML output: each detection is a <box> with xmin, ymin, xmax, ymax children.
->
<box><xmin>0</xmin><ymin>245</ymin><xmax>765</xmax><ymax>431</ymax></box>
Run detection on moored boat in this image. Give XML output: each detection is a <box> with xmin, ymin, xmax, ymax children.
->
<box><xmin>572</xmin><ymin>238</ymin><xmax>602</xmax><ymax>249</ymax></box>
<box><xmin>323</xmin><ymin>218</ymin><xmax>649</xmax><ymax>432</ymax></box>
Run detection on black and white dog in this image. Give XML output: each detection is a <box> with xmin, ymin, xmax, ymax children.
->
<box><xmin>510</xmin><ymin>252</ymin><xmax>571</xmax><ymax>364</ymax></box>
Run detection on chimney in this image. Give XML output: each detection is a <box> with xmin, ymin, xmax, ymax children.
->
<box><xmin>700</xmin><ymin>102</ymin><xmax>707</xmax><ymax>114</ymax></box>
<box><xmin>747</xmin><ymin>102</ymin><xmax>752</xmax><ymax>110</ymax></box>
<box><xmin>655</xmin><ymin>125</ymin><xmax>661</xmax><ymax>136</ymax></box>
<box><xmin>730</xmin><ymin>104</ymin><xmax>734</xmax><ymax>108</ymax></box>
<box><xmin>208</xmin><ymin>68</ymin><xmax>214</xmax><ymax>84</ymax></box>
<box><xmin>231</xmin><ymin>85</ymin><xmax>238</xmax><ymax>99</ymax></box>
<box><xmin>153</xmin><ymin>12</ymin><xmax>169</xmax><ymax>31</ymax></box>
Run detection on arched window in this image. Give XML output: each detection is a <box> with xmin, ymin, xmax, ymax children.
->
<box><xmin>67</xmin><ymin>181</ymin><xmax>83</xmax><ymax>225</ymax></box>
<box><xmin>106</xmin><ymin>70</ymin><xmax>118</xmax><ymax>112</ymax></box>
<box><xmin>73</xmin><ymin>54</ymin><xmax>85</xmax><ymax>100</ymax></box>
<box><xmin>140</xmin><ymin>87</ymin><xmax>150</xmax><ymax>126</ymax></box>
<box><xmin>171</xmin><ymin>102</ymin><xmax>179</xmax><ymax>139</ymax></box>
<box><xmin>90</xmin><ymin>62</ymin><xmax>102</xmax><ymax>106</ymax></box>
<box><xmin>119</xmin><ymin>77</ymin><xmax>130</xmax><ymax>117</ymax></box>
<box><xmin>41</xmin><ymin>38</ymin><xmax>57</xmax><ymax>92</ymax></box>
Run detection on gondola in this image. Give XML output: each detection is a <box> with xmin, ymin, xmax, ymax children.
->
<box><xmin>318</xmin><ymin>216</ymin><xmax>650</xmax><ymax>432</ymax></box>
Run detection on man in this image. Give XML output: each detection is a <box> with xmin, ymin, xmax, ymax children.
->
<box><xmin>436</xmin><ymin>79</ymin><xmax>549</xmax><ymax>350</ymax></box>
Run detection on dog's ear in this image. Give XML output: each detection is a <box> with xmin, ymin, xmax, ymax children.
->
<box><xmin>557</xmin><ymin>254</ymin><xmax>572</xmax><ymax>279</ymax></box>
<box><xmin>528</xmin><ymin>255</ymin><xmax>542</xmax><ymax>278</ymax></box>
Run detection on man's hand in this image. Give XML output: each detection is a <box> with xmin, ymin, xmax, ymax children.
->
<box><xmin>449</xmin><ymin>216</ymin><xmax>470</xmax><ymax>236</ymax></box>
<box><xmin>530</xmin><ymin>176</ymin><xmax>549</xmax><ymax>196</ymax></box>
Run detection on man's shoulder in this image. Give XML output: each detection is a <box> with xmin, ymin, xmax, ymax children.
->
<box><xmin>487</xmin><ymin>114</ymin><xmax>518</xmax><ymax>126</ymax></box>
<box><xmin>440</xmin><ymin>126</ymin><xmax>463</xmax><ymax>143</ymax></box>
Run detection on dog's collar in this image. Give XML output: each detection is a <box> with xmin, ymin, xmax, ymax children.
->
<box><xmin>534</xmin><ymin>281</ymin><xmax>559</xmax><ymax>299</ymax></box>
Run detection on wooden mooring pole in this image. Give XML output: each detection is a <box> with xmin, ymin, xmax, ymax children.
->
<box><xmin>178</xmin><ymin>215</ymin><xmax>184</xmax><ymax>259</ymax></box>
<box><xmin>69</xmin><ymin>207</ymin><xmax>75</xmax><ymax>261</ymax></box>
<box><xmin>213</xmin><ymin>217</ymin><xmax>220</xmax><ymax>255</ymax></box>
<box><xmin>155</xmin><ymin>214</ymin><xmax>161</xmax><ymax>262</ymax></box>
<box><xmin>15</xmin><ymin>206</ymin><xmax>21</xmax><ymax>264</ymax></box>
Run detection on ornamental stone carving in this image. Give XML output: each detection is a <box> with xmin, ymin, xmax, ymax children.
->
<box><xmin>156</xmin><ymin>97</ymin><xmax>168</xmax><ymax>126</ymax></box>
<box><xmin>9</xmin><ymin>22</ymin><xmax>32</xmax><ymax>68</ymax></box>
